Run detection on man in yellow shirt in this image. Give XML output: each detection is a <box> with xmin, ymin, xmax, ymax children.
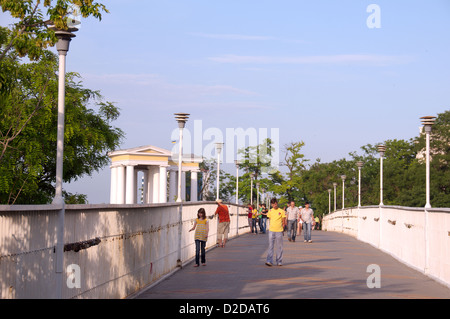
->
<box><xmin>265</xmin><ymin>198</ymin><xmax>287</xmax><ymax>266</ymax></box>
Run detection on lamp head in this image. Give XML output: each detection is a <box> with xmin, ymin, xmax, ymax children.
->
<box><xmin>377</xmin><ymin>144</ymin><xmax>386</xmax><ymax>157</ymax></box>
<box><xmin>174</xmin><ymin>113</ymin><xmax>190</xmax><ymax>128</ymax></box>
<box><xmin>420</xmin><ymin>116</ymin><xmax>436</xmax><ymax>133</ymax></box>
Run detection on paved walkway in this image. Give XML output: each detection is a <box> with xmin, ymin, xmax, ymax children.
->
<box><xmin>135</xmin><ymin>230</ymin><xmax>450</xmax><ymax>299</ymax></box>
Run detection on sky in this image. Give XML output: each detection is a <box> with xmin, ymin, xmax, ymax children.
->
<box><xmin>4</xmin><ymin>0</ymin><xmax>450</xmax><ymax>204</ymax></box>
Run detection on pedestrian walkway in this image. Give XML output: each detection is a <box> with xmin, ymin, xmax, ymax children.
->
<box><xmin>135</xmin><ymin>230</ymin><xmax>450</xmax><ymax>299</ymax></box>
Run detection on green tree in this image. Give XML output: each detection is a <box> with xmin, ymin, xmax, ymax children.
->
<box><xmin>0</xmin><ymin>0</ymin><xmax>108</xmax><ymax>62</ymax></box>
<box><xmin>0</xmin><ymin>50</ymin><xmax>124</xmax><ymax>204</ymax></box>
<box><xmin>236</xmin><ymin>138</ymin><xmax>275</xmax><ymax>204</ymax></box>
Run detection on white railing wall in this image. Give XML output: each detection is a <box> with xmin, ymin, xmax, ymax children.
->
<box><xmin>0</xmin><ymin>202</ymin><xmax>249</xmax><ymax>299</ymax></box>
<box><xmin>322</xmin><ymin>206</ymin><xmax>450</xmax><ymax>288</ymax></box>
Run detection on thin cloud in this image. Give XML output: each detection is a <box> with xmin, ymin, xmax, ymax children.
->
<box><xmin>189</xmin><ymin>32</ymin><xmax>275</xmax><ymax>41</ymax></box>
<box><xmin>209</xmin><ymin>54</ymin><xmax>413</xmax><ymax>66</ymax></box>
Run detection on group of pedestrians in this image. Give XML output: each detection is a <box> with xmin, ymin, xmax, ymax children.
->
<box><xmin>285</xmin><ymin>200</ymin><xmax>316</xmax><ymax>243</ymax></box>
<box><xmin>189</xmin><ymin>198</ymin><xmax>319</xmax><ymax>269</ymax></box>
<box><xmin>265</xmin><ymin>198</ymin><xmax>316</xmax><ymax>267</ymax></box>
<box><xmin>189</xmin><ymin>199</ymin><xmax>230</xmax><ymax>267</ymax></box>
<box><xmin>247</xmin><ymin>203</ymin><xmax>268</xmax><ymax>234</ymax></box>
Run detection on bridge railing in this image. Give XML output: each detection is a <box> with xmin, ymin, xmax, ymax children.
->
<box><xmin>322</xmin><ymin>205</ymin><xmax>450</xmax><ymax>288</ymax></box>
<box><xmin>0</xmin><ymin>202</ymin><xmax>249</xmax><ymax>299</ymax></box>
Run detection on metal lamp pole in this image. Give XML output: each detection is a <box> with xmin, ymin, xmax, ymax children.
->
<box><xmin>250</xmin><ymin>173</ymin><xmax>255</xmax><ymax>206</ymax></box>
<box><xmin>235</xmin><ymin>160</ymin><xmax>240</xmax><ymax>204</ymax></box>
<box><xmin>174</xmin><ymin>113</ymin><xmax>189</xmax><ymax>202</ymax></box>
<box><xmin>377</xmin><ymin>145</ymin><xmax>386</xmax><ymax>206</ymax></box>
<box><xmin>341</xmin><ymin>175</ymin><xmax>346</xmax><ymax>209</ymax></box>
<box><xmin>357</xmin><ymin>161</ymin><xmax>364</xmax><ymax>207</ymax></box>
<box><xmin>420</xmin><ymin>115</ymin><xmax>436</xmax><ymax>273</ymax></box>
<box><xmin>333</xmin><ymin>182</ymin><xmax>337</xmax><ymax>212</ymax></box>
<box><xmin>48</xmin><ymin>24</ymin><xmax>77</xmax><ymax>299</ymax></box>
<box><xmin>420</xmin><ymin>116</ymin><xmax>436</xmax><ymax>209</ymax></box>
<box><xmin>215</xmin><ymin>142</ymin><xmax>223</xmax><ymax>200</ymax></box>
<box><xmin>328</xmin><ymin>189</ymin><xmax>331</xmax><ymax>214</ymax></box>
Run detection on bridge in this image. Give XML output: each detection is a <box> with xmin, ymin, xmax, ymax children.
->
<box><xmin>0</xmin><ymin>202</ymin><xmax>449</xmax><ymax>299</ymax></box>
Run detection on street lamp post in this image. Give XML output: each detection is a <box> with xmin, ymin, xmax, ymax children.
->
<box><xmin>174</xmin><ymin>113</ymin><xmax>190</xmax><ymax>202</ymax></box>
<box><xmin>328</xmin><ymin>189</ymin><xmax>331</xmax><ymax>214</ymax></box>
<box><xmin>48</xmin><ymin>24</ymin><xmax>77</xmax><ymax>299</ymax></box>
<box><xmin>50</xmin><ymin>26</ymin><xmax>77</xmax><ymax>204</ymax></box>
<box><xmin>235</xmin><ymin>160</ymin><xmax>240</xmax><ymax>204</ymax></box>
<box><xmin>357</xmin><ymin>161</ymin><xmax>364</xmax><ymax>207</ymax></box>
<box><xmin>341</xmin><ymin>175</ymin><xmax>346</xmax><ymax>209</ymax></box>
<box><xmin>215</xmin><ymin>142</ymin><xmax>223</xmax><ymax>200</ymax></box>
<box><xmin>256</xmin><ymin>182</ymin><xmax>260</xmax><ymax>208</ymax></box>
<box><xmin>420</xmin><ymin>116</ymin><xmax>436</xmax><ymax>274</ymax></box>
<box><xmin>377</xmin><ymin>144</ymin><xmax>386</xmax><ymax>206</ymax></box>
<box><xmin>250</xmin><ymin>173</ymin><xmax>255</xmax><ymax>206</ymax></box>
<box><xmin>420</xmin><ymin>116</ymin><xmax>436</xmax><ymax>209</ymax></box>
<box><xmin>333</xmin><ymin>182</ymin><xmax>337</xmax><ymax>212</ymax></box>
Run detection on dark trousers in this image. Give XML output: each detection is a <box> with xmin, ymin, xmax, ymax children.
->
<box><xmin>195</xmin><ymin>239</ymin><xmax>206</xmax><ymax>265</ymax></box>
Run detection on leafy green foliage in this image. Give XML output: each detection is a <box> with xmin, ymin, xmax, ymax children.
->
<box><xmin>0</xmin><ymin>50</ymin><xmax>124</xmax><ymax>204</ymax></box>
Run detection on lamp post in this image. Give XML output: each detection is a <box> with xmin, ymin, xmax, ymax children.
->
<box><xmin>357</xmin><ymin>161</ymin><xmax>364</xmax><ymax>207</ymax></box>
<box><xmin>235</xmin><ymin>160</ymin><xmax>240</xmax><ymax>204</ymax></box>
<box><xmin>256</xmin><ymin>182</ymin><xmax>260</xmax><ymax>208</ymax></box>
<box><xmin>420</xmin><ymin>116</ymin><xmax>436</xmax><ymax>274</ymax></box>
<box><xmin>50</xmin><ymin>26</ymin><xmax>77</xmax><ymax>205</ymax></box>
<box><xmin>341</xmin><ymin>175</ymin><xmax>346</xmax><ymax>209</ymax></box>
<box><xmin>174</xmin><ymin>113</ymin><xmax>190</xmax><ymax>202</ymax></box>
<box><xmin>48</xmin><ymin>24</ymin><xmax>78</xmax><ymax>299</ymax></box>
<box><xmin>328</xmin><ymin>189</ymin><xmax>331</xmax><ymax>214</ymax></box>
<box><xmin>333</xmin><ymin>182</ymin><xmax>337</xmax><ymax>212</ymax></box>
<box><xmin>250</xmin><ymin>172</ymin><xmax>255</xmax><ymax>206</ymax></box>
<box><xmin>377</xmin><ymin>144</ymin><xmax>386</xmax><ymax>206</ymax></box>
<box><xmin>420</xmin><ymin>116</ymin><xmax>436</xmax><ymax>209</ymax></box>
<box><xmin>215</xmin><ymin>142</ymin><xmax>223</xmax><ymax>200</ymax></box>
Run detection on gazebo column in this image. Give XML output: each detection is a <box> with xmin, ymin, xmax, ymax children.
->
<box><xmin>168</xmin><ymin>169</ymin><xmax>177</xmax><ymax>202</ymax></box>
<box><xmin>142</xmin><ymin>168</ymin><xmax>149</xmax><ymax>204</ymax></box>
<box><xmin>126</xmin><ymin>165</ymin><xmax>136</xmax><ymax>204</ymax></box>
<box><xmin>152</xmin><ymin>166</ymin><xmax>160</xmax><ymax>203</ymax></box>
<box><xmin>110</xmin><ymin>165</ymin><xmax>118</xmax><ymax>204</ymax></box>
<box><xmin>190</xmin><ymin>170</ymin><xmax>198</xmax><ymax>202</ymax></box>
<box><xmin>116</xmin><ymin>165</ymin><xmax>125</xmax><ymax>204</ymax></box>
<box><xmin>159</xmin><ymin>165</ymin><xmax>168</xmax><ymax>203</ymax></box>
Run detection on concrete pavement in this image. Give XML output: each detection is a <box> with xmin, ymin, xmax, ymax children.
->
<box><xmin>134</xmin><ymin>230</ymin><xmax>450</xmax><ymax>299</ymax></box>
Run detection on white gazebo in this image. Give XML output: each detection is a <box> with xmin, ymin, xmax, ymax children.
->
<box><xmin>108</xmin><ymin>145</ymin><xmax>202</xmax><ymax>204</ymax></box>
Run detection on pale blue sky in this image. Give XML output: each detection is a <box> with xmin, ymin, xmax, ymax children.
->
<box><xmin>3</xmin><ymin>1</ymin><xmax>450</xmax><ymax>203</ymax></box>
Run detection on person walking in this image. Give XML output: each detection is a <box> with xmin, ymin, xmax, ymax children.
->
<box><xmin>286</xmin><ymin>200</ymin><xmax>300</xmax><ymax>242</ymax></box>
<box><xmin>215</xmin><ymin>199</ymin><xmax>230</xmax><ymax>247</ymax></box>
<box><xmin>314</xmin><ymin>215</ymin><xmax>320</xmax><ymax>230</ymax></box>
<box><xmin>189</xmin><ymin>208</ymin><xmax>209</xmax><ymax>267</ymax></box>
<box><xmin>247</xmin><ymin>204</ymin><xmax>253</xmax><ymax>232</ymax></box>
<box><xmin>297</xmin><ymin>205</ymin><xmax>303</xmax><ymax>236</ymax></box>
<box><xmin>265</xmin><ymin>198</ymin><xmax>286</xmax><ymax>266</ymax></box>
<box><xmin>260</xmin><ymin>204</ymin><xmax>268</xmax><ymax>234</ymax></box>
<box><xmin>300</xmin><ymin>202</ymin><xmax>314</xmax><ymax>243</ymax></box>
<box><xmin>257</xmin><ymin>204</ymin><xmax>264</xmax><ymax>233</ymax></box>
<box><xmin>251</xmin><ymin>205</ymin><xmax>258</xmax><ymax>234</ymax></box>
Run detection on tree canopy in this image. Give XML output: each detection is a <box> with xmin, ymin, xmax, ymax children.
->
<box><xmin>0</xmin><ymin>0</ymin><xmax>123</xmax><ymax>204</ymax></box>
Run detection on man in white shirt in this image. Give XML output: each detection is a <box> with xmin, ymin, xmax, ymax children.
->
<box><xmin>300</xmin><ymin>202</ymin><xmax>314</xmax><ymax>243</ymax></box>
<box><xmin>285</xmin><ymin>200</ymin><xmax>300</xmax><ymax>242</ymax></box>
